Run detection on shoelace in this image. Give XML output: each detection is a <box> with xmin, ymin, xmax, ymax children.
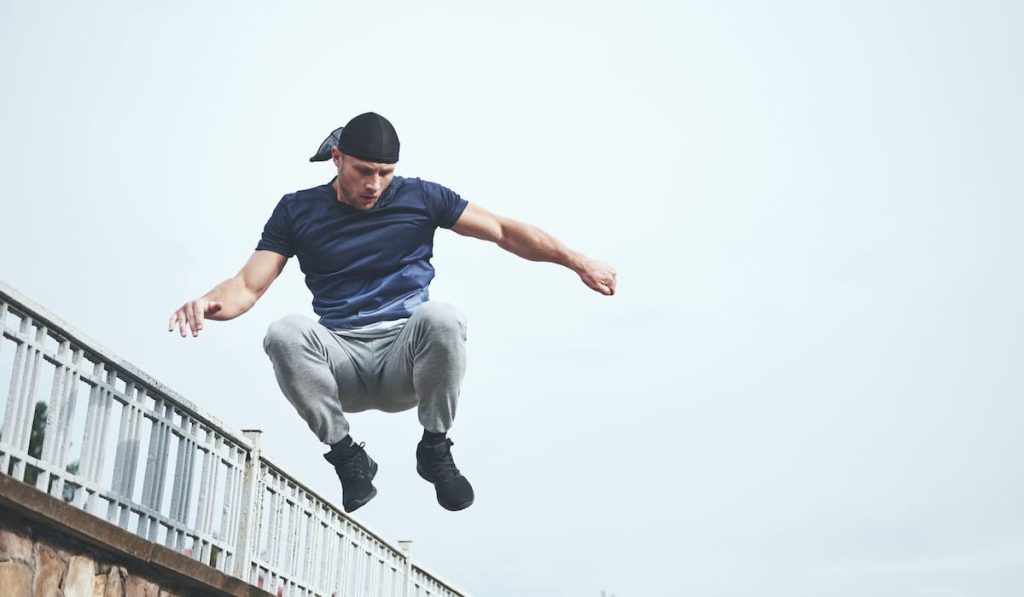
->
<box><xmin>424</xmin><ymin>439</ymin><xmax>461</xmax><ymax>482</ymax></box>
<box><xmin>337</xmin><ymin>442</ymin><xmax>369</xmax><ymax>480</ymax></box>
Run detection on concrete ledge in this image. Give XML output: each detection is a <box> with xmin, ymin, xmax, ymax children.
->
<box><xmin>0</xmin><ymin>474</ymin><xmax>273</xmax><ymax>597</ymax></box>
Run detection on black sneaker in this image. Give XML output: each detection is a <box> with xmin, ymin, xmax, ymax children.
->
<box><xmin>324</xmin><ymin>441</ymin><xmax>378</xmax><ymax>513</ymax></box>
<box><xmin>416</xmin><ymin>438</ymin><xmax>474</xmax><ymax>511</ymax></box>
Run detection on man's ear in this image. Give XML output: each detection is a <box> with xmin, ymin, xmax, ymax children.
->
<box><xmin>331</xmin><ymin>146</ymin><xmax>342</xmax><ymax>166</ymax></box>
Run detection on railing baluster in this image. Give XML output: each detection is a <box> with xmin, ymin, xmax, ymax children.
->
<box><xmin>124</xmin><ymin>385</ymin><xmax>145</xmax><ymax>504</ymax></box>
<box><xmin>11</xmin><ymin>322</ymin><xmax>45</xmax><ymax>481</ymax></box>
<box><xmin>287</xmin><ymin>485</ymin><xmax>300</xmax><ymax>579</ymax></box>
<box><xmin>77</xmin><ymin>362</ymin><xmax>107</xmax><ymax>511</ymax></box>
<box><xmin>108</xmin><ymin>380</ymin><xmax>142</xmax><ymax>527</ymax></box>
<box><xmin>0</xmin><ymin>317</ymin><xmax>31</xmax><ymax>474</ymax></box>
<box><xmin>53</xmin><ymin>347</ymin><xmax>83</xmax><ymax>500</ymax></box>
<box><xmin>169</xmin><ymin>417</ymin><xmax>197</xmax><ymax>551</ymax></box>
<box><xmin>304</xmin><ymin>497</ymin><xmax>316</xmax><ymax>583</ymax></box>
<box><xmin>38</xmin><ymin>337</ymin><xmax>69</xmax><ymax>491</ymax></box>
<box><xmin>265</xmin><ymin>486</ymin><xmax>279</xmax><ymax>572</ymax></box>
<box><xmin>139</xmin><ymin>397</ymin><xmax>171</xmax><ymax>539</ymax></box>
<box><xmin>23</xmin><ymin>324</ymin><xmax>45</xmax><ymax>471</ymax></box>
<box><xmin>220</xmin><ymin>444</ymin><xmax>244</xmax><ymax>572</ymax></box>
<box><xmin>108</xmin><ymin>376</ymin><xmax>129</xmax><ymax>505</ymax></box>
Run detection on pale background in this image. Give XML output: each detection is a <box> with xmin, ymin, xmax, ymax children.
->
<box><xmin>2</xmin><ymin>1</ymin><xmax>1023</xmax><ymax>596</ymax></box>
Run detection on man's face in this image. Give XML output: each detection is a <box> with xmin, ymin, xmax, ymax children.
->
<box><xmin>331</xmin><ymin>148</ymin><xmax>396</xmax><ymax>210</ymax></box>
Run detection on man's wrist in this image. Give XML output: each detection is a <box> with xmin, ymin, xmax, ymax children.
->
<box><xmin>563</xmin><ymin>251</ymin><xmax>588</xmax><ymax>273</ymax></box>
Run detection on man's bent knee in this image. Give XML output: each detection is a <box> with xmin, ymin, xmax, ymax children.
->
<box><xmin>414</xmin><ymin>302</ymin><xmax>466</xmax><ymax>338</ymax></box>
<box><xmin>264</xmin><ymin>314</ymin><xmax>316</xmax><ymax>353</ymax></box>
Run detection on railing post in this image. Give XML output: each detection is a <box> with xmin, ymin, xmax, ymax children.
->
<box><xmin>399</xmin><ymin>540</ymin><xmax>413</xmax><ymax>597</ymax></box>
<box><xmin>233</xmin><ymin>429</ymin><xmax>263</xmax><ymax>581</ymax></box>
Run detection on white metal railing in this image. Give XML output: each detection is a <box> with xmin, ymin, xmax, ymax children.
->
<box><xmin>0</xmin><ymin>280</ymin><xmax>465</xmax><ymax>597</ymax></box>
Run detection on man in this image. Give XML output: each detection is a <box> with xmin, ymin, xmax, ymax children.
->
<box><xmin>168</xmin><ymin>112</ymin><xmax>616</xmax><ymax>513</ymax></box>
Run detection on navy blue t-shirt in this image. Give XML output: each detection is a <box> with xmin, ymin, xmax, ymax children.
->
<box><xmin>256</xmin><ymin>176</ymin><xmax>468</xmax><ymax>330</ymax></box>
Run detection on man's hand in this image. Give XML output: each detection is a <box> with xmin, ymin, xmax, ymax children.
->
<box><xmin>578</xmin><ymin>259</ymin><xmax>617</xmax><ymax>296</ymax></box>
<box><xmin>168</xmin><ymin>298</ymin><xmax>223</xmax><ymax>338</ymax></box>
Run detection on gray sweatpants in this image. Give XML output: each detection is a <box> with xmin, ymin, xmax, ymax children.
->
<box><xmin>262</xmin><ymin>302</ymin><xmax>467</xmax><ymax>445</ymax></box>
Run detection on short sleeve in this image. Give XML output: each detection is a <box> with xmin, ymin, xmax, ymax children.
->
<box><xmin>421</xmin><ymin>180</ymin><xmax>468</xmax><ymax>228</ymax></box>
<box><xmin>255</xmin><ymin>196</ymin><xmax>295</xmax><ymax>258</ymax></box>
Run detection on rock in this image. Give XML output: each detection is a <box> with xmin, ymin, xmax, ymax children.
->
<box><xmin>34</xmin><ymin>544</ymin><xmax>67</xmax><ymax>596</ymax></box>
<box><xmin>0</xmin><ymin>528</ymin><xmax>33</xmax><ymax>562</ymax></box>
<box><xmin>105</xmin><ymin>566</ymin><xmax>127</xmax><ymax>597</ymax></box>
<box><xmin>0</xmin><ymin>560</ymin><xmax>33</xmax><ymax>597</ymax></box>
<box><xmin>63</xmin><ymin>555</ymin><xmax>96</xmax><ymax>597</ymax></box>
<box><xmin>94</xmin><ymin>571</ymin><xmax>109</xmax><ymax>596</ymax></box>
<box><xmin>124</xmin><ymin>575</ymin><xmax>160</xmax><ymax>597</ymax></box>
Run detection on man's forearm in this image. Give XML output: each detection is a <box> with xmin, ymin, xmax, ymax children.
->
<box><xmin>496</xmin><ymin>219</ymin><xmax>586</xmax><ymax>272</ymax></box>
<box><xmin>202</xmin><ymin>276</ymin><xmax>258</xmax><ymax>320</ymax></box>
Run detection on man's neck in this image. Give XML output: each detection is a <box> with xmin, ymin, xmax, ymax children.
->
<box><xmin>331</xmin><ymin>178</ymin><xmax>353</xmax><ymax>207</ymax></box>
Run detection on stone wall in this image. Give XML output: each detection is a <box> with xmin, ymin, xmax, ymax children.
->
<box><xmin>0</xmin><ymin>520</ymin><xmax>176</xmax><ymax>597</ymax></box>
<box><xmin>0</xmin><ymin>475</ymin><xmax>271</xmax><ymax>597</ymax></box>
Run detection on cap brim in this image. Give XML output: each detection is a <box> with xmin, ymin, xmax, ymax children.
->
<box><xmin>309</xmin><ymin>126</ymin><xmax>344</xmax><ymax>162</ymax></box>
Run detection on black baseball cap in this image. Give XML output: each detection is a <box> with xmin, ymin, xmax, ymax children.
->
<box><xmin>308</xmin><ymin>112</ymin><xmax>400</xmax><ymax>163</ymax></box>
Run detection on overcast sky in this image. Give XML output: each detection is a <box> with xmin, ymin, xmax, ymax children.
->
<box><xmin>2</xmin><ymin>1</ymin><xmax>1023</xmax><ymax>596</ymax></box>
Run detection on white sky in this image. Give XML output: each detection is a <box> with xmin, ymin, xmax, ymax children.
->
<box><xmin>2</xmin><ymin>1</ymin><xmax>1023</xmax><ymax>595</ymax></box>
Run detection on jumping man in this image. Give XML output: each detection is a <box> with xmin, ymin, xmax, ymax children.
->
<box><xmin>168</xmin><ymin>112</ymin><xmax>617</xmax><ymax>512</ymax></box>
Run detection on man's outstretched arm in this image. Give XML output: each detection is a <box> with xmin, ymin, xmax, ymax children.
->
<box><xmin>168</xmin><ymin>250</ymin><xmax>288</xmax><ymax>337</ymax></box>
<box><xmin>451</xmin><ymin>203</ymin><xmax>617</xmax><ymax>295</ymax></box>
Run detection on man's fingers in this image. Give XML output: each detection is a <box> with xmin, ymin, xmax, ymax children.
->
<box><xmin>172</xmin><ymin>309</ymin><xmax>187</xmax><ymax>336</ymax></box>
<box><xmin>183</xmin><ymin>306</ymin><xmax>196</xmax><ymax>337</ymax></box>
<box><xmin>168</xmin><ymin>300</ymin><xmax>218</xmax><ymax>337</ymax></box>
<box><xmin>585</xmin><ymin>277</ymin><xmax>613</xmax><ymax>296</ymax></box>
<box><xmin>587</xmin><ymin>272</ymin><xmax>616</xmax><ymax>296</ymax></box>
<box><xmin>190</xmin><ymin>302</ymin><xmax>203</xmax><ymax>335</ymax></box>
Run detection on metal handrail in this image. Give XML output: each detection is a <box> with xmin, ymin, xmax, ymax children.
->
<box><xmin>0</xmin><ymin>280</ymin><xmax>465</xmax><ymax>597</ymax></box>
